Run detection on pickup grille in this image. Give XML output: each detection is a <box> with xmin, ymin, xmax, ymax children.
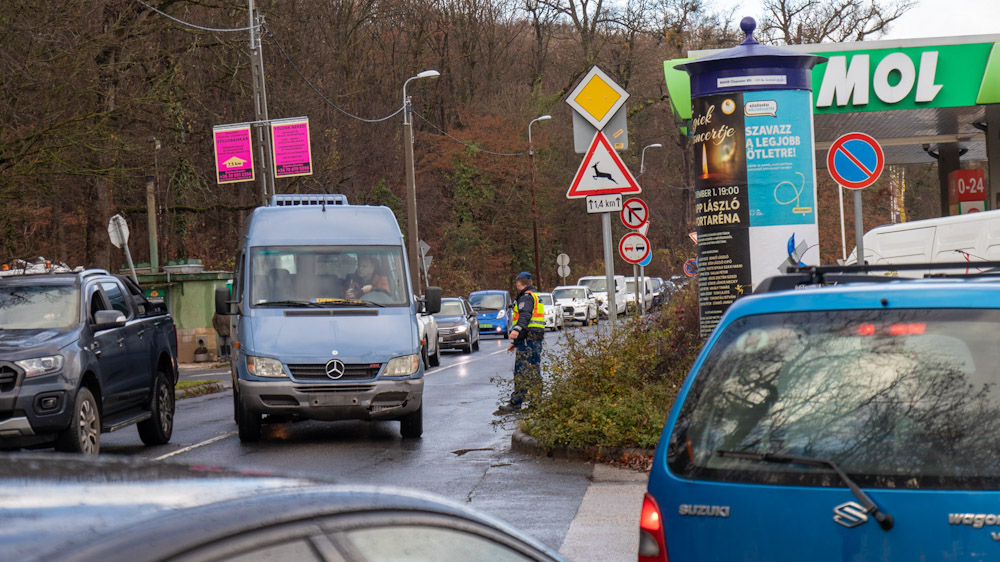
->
<box><xmin>288</xmin><ymin>363</ymin><xmax>381</xmax><ymax>381</ymax></box>
<box><xmin>0</xmin><ymin>365</ymin><xmax>16</xmax><ymax>392</ymax></box>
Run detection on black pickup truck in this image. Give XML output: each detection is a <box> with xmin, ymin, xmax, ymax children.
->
<box><xmin>0</xmin><ymin>269</ymin><xmax>178</xmax><ymax>454</ymax></box>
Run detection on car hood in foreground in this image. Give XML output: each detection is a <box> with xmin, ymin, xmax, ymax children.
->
<box><xmin>0</xmin><ymin>454</ymin><xmax>564</xmax><ymax>562</ymax></box>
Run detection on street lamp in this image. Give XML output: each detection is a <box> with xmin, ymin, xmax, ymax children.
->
<box><xmin>528</xmin><ymin>114</ymin><xmax>551</xmax><ymax>288</ymax></box>
<box><xmin>639</xmin><ymin>142</ymin><xmax>663</xmax><ymax>177</ymax></box>
<box><xmin>402</xmin><ymin>69</ymin><xmax>440</xmax><ymax>295</ymax></box>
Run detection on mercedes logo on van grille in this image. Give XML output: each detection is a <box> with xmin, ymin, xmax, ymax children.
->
<box><xmin>833</xmin><ymin>501</ymin><xmax>869</xmax><ymax>528</ymax></box>
<box><xmin>325</xmin><ymin>359</ymin><xmax>346</xmax><ymax>380</ymax></box>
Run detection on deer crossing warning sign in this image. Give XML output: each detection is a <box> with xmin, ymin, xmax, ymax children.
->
<box><xmin>566</xmin><ymin>132</ymin><xmax>641</xmax><ymax>199</ymax></box>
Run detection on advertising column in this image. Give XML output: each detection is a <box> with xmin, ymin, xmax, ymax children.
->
<box><xmin>679</xmin><ymin>17</ymin><xmax>825</xmax><ymax>337</ymax></box>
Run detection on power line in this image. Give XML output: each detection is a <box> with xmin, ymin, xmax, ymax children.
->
<box><xmin>266</xmin><ymin>29</ymin><xmax>405</xmax><ymax>123</ymax></box>
<box><xmin>412</xmin><ymin>111</ymin><xmax>528</xmax><ymax>157</ymax></box>
<box><xmin>134</xmin><ymin>0</ymin><xmax>257</xmax><ymax>33</ymax></box>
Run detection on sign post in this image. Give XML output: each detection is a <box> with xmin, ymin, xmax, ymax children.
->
<box><xmin>567</xmin><ymin>131</ymin><xmax>642</xmax><ymax>326</ymax></box>
<box><xmin>827</xmin><ymin>132</ymin><xmax>885</xmax><ymax>265</ymax></box>
<box><xmin>556</xmin><ymin>253</ymin><xmax>570</xmax><ymax>285</ymax></box>
<box><xmin>621</xmin><ymin>197</ymin><xmax>650</xmax><ymax>315</ymax></box>
<box><xmin>108</xmin><ymin>214</ymin><xmax>138</xmax><ymax>284</ymax></box>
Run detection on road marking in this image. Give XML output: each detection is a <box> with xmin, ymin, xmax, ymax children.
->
<box><xmin>426</xmin><ymin>348</ymin><xmax>508</xmax><ymax>375</ymax></box>
<box><xmin>153</xmin><ymin>432</ymin><xmax>236</xmax><ymax>461</ymax></box>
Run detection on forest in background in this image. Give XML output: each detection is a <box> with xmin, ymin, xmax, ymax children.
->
<box><xmin>2</xmin><ymin>0</ymin><xmax>949</xmax><ymax>294</ymax></box>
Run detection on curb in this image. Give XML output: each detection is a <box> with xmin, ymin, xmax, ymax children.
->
<box><xmin>175</xmin><ymin>383</ymin><xmax>227</xmax><ymax>401</ymax></box>
<box><xmin>511</xmin><ymin>428</ymin><xmax>655</xmax><ymax>466</ymax></box>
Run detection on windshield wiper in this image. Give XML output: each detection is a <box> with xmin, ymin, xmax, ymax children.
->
<box><xmin>256</xmin><ymin>300</ymin><xmax>324</xmax><ymax>308</ymax></box>
<box><xmin>314</xmin><ymin>298</ymin><xmax>384</xmax><ymax>308</ymax></box>
<box><xmin>716</xmin><ymin>449</ymin><xmax>894</xmax><ymax>531</ymax></box>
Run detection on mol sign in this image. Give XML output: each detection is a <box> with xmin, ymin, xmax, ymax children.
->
<box><xmin>812</xmin><ymin>43</ymin><xmax>998</xmax><ymax>113</ymax></box>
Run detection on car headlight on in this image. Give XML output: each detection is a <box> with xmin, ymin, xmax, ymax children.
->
<box><xmin>496</xmin><ymin>309</ymin><xmax>506</xmax><ymax>319</ymax></box>
<box><xmin>246</xmin><ymin>355</ymin><xmax>287</xmax><ymax>378</ymax></box>
<box><xmin>15</xmin><ymin>355</ymin><xmax>64</xmax><ymax>377</ymax></box>
<box><xmin>455</xmin><ymin>325</ymin><xmax>468</xmax><ymax>333</ymax></box>
<box><xmin>384</xmin><ymin>354</ymin><xmax>420</xmax><ymax>377</ymax></box>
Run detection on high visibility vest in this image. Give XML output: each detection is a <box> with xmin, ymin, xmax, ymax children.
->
<box><xmin>512</xmin><ymin>290</ymin><xmax>545</xmax><ymax>329</ymax></box>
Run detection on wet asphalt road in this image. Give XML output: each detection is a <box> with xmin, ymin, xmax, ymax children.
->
<box><xmin>101</xmin><ymin>322</ymin><xmax>609</xmax><ymax>552</ymax></box>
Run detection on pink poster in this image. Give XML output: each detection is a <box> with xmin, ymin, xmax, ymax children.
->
<box><xmin>213</xmin><ymin>125</ymin><xmax>254</xmax><ymax>184</ymax></box>
<box><xmin>271</xmin><ymin>117</ymin><xmax>312</xmax><ymax>178</ymax></box>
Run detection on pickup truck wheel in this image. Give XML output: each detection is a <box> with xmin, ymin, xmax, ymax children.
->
<box><xmin>400</xmin><ymin>404</ymin><xmax>423</xmax><ymax>438</ymax></box>
<box><xmin>138</xmin><ymin>371</ymin><xmax>174</xmax><ymax>446</ymax></box>
<box><xmin>429</xmin><ymin>345</ymin><xmax>441</xmax><ymax>367</ymax></box>
<box><xmin>237</xmin><ymin>394</ymin><xmax>262</xmax><ymax>442</ymax></box>
<box><xmin>55</xmin><ymin>387</ymin><xmax>100</xmax><ymax>455</ymax></box>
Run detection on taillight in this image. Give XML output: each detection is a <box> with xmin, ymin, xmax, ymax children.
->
<box><xmin>638</xmin><ymin>493</ymin><xmax>668</xmax><ymax>562</ymax></box>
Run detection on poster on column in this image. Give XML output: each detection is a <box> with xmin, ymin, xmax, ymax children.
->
<box><xmin>743</xmin><ymin>90</ymin><xmax>820</xmax><ymax>285</ymax></box>
<box><xmin>213</xmin><ymin>125</ymin><xmax>254</xmax><ymax>184</ymax></box>
<box><xmin>692</xmin><ymin>93</ymin><xmax>751</xmax><ymax>338</ymax></box>
<box><xmin>271</xmin><ymin>117</ymin><xmax>313</xmax><ymax>178</ymax></box>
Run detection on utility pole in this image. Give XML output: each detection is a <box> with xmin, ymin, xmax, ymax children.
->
<box><xmin>528</xmin><ymin>115</ymin><xmax>551</xmax><ymax>289</ymax></box>
<box><xmin>402</xmin><ymin>70</ymin><xmax>440</xmax><ymax>295</ymax></box>
<box><xmin>145</xmin><ymin>175</ymin><xmax>159</xmax><ymax>272</ymax></box>
<box><xmin>248</xmin><ymin>0</ymin><xmax>275</xmax><ymax>206</ymax></box>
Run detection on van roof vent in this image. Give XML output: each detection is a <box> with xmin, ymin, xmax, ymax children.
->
<box><xmin>270</xmin><ymin>194</ymin><xmax>349</xmax><ymax>207</ymax></box>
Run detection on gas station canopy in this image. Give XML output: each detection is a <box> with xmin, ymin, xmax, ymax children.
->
<box><xmin>665</xmin><ymin>34</ymin><xmax>1000</xmax><ymax>166</ymax></box>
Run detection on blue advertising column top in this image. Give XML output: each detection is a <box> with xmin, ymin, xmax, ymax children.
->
<box><xmin>677</xmin><ymin>18</ymin><xmax>826</xmax><ymax>96</ymax></box>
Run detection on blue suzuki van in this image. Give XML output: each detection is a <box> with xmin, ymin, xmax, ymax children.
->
<box><xmin>216</xmin><ymin>194</ymin><xmax>440</xmax><ymax>442</ymax></box>
<box><xmin>469</xmin><ymin>290</ymin><xmax>512</xmax><ymax>338</ymax></box>
<box><xmin>642</xmin><ymin>264</ymin><xmax>1000</xmax><ymax>561</ymax></box>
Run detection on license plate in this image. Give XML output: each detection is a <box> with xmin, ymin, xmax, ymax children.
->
<box><xmin>480</xmin><ymin>324</ymin><xmax>492</xmax><ymax>329</ymax></box>
<box><xmin>309</xmin><ymin>394</ymin><xmax>359</xmax><ymax>407</ymax></box>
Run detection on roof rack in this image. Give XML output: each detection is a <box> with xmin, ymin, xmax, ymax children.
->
<box><xmin>270</xmin><ymin>194</ymin><xmax>349</xmax><ymax>207</ymax></box>
<box><xmin>756</xmin><ymin>261</ymin><xmax>1000</xmax><ymax>294</ymax></box>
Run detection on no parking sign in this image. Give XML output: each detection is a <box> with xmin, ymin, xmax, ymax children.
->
<box><xmin>827</xmin><ymin>132</ymin><xmax>884</xmax><ymax>190</ymax></box>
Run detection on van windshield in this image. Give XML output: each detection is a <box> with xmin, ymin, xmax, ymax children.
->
<box><xmin>250</xmin><ymin>246</ymin><xmax>409</xmax><ymax>307</ymax></box>
<box><xmin>469</xmin><ymin>293</ymin><xmax>505</xmax><ymax>311</ymax></box>
<box><xmin>579</xmin><ymin>278</ymin><xmax>607</xmax><ymax>292</ymax></box>
<box><xmin>668</xmin><ymin>309</ymin><xmax>1000</xmax><ymax>490</ymax></box>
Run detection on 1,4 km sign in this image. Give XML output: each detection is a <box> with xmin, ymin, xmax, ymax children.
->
<box><xmin>827</xmin><ymin>132</ymin><xmax>884</xmax><ymax>190</ymax></box>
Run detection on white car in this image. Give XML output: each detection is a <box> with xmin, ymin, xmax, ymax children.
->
<box><xmin>577</xmin><ymin>274</ymin><xmax>626</xmax><ymax>318</ymax></box>
<box><xmin>552</xmin><ymin>285</ymin><xmax>598</xmax><ymax>326</ymax></box>
<box><xmin>624</xmin><ymin>276</ymin><xmax>655</xmax><ymax>312</ymax></box>
<box><xmin>535</xmin><ymin>292</ymin><xmax>564</xmax><ymax>331</ymax></box>
<box><xmin>416</xmin><ymin>305</ymin><xmax>441</xmax><ymax>368</ymax></box>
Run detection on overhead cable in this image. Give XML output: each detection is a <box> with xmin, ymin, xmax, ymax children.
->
<box><xmin>267</xmin><ymin>29</ymin><xmax>405</xmax><ymax>123</ymax></box>
<box><xmin>134</xmin><ymin>0</ymin><xmax>257</xmax><ymax>32</ymax></box>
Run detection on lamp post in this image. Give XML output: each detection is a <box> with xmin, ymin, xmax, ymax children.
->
<box><xmin>403</xmin><ymin>69</ymin><xmax>440</xmax><ymax>295</ymax></box>
<box><xmin>639</xmin><ymin>142</ymin><xmax>663</xmax><ymax>177</ymax></box>
<box><xmin>528</xmin><ymin>114</ymin><xmax>551</xmax><ymax>288</ymax></box>
<box><xmin>636</xmin><ymin>143</ymin><xmax>662</xmax><ymax>315</ymax></box>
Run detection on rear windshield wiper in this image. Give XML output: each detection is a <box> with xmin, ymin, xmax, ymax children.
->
<box><xmin>716</xmin><ymin>449</ymin><xmax>894</xmax><ymax>531</ymax></box>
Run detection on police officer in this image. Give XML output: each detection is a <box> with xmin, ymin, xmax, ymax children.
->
<box><xmin>496</xmin><ymin>271</ymin><xmax>545</xmax><ymax>414</ymax></box>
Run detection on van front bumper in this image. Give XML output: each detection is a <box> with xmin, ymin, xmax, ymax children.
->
<box><xmin>238</xmin><ymin>378</ymin><xmax>422</xmax><ymax>421</ymax></box>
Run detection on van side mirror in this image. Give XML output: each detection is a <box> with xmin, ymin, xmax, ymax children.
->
<box><xmin>215</xmin><ymin>287</ymin><xmax>233</xmax><ymax>315</ymax></box>
<box><xmin>424</xmin><ymin>286</ymin><xmax>442</xmax><ymax>314</ymax></box>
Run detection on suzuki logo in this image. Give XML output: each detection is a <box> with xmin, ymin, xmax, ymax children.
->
<box><xmin>325</xmin><ymin>359</ymin><xmax>346</xmax><ymax>380</ymax></box>
<box><xmin>833</xmin><ymin>501</ymin><xmax>869</xmax><ymax>528</ymax></box>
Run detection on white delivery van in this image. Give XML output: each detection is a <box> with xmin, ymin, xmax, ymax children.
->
<box><xmin>846</xmin><ymin>210</ymin><xmax>1000</xmax><ymax>277</ymax></box>
<box><xmin>577</xmin><ymin>275</ymin><xmax>626</xmax><ymax>318</ymax></box>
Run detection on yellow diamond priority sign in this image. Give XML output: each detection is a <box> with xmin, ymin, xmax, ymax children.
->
<box><xmin>567</xmin><ymin>66</ymin><xmax>629</xmax><ymax>131</ymax></box>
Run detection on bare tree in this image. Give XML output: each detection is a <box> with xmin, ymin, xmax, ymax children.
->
<box><xmin>760</xmin><ymin>0</ymin><xmax>915</xmax><ymax>45</ymax></box>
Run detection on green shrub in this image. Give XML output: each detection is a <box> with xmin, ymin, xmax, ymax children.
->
<box><xmin>521</xmin><ymin>288</ymin><xmax>702</xmax><ymax>450</ymax></box>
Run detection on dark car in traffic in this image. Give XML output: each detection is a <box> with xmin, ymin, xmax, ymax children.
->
<box><xmin>0</xmin><ymin>269</ymin><xmax>178</xmax><ymax>455</ymax></box>
<box><xmin>434</xmin><ymin>297</ymin><xmax>480</xmax><ymax>353</ymax></box>
<box><xmin>0</xmin><ymin>453</ymin><xmax>565</xmax><ymax>562</ymax></box>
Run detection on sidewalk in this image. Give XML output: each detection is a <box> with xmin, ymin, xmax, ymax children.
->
<box><xmin>558</xmin><ymin>463</ymin><xmax>646</xmax><ymax>561</ymax></box>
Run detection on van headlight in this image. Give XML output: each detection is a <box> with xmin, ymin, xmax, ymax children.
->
<box><xmin>15</xmin><ymin>355</ymin><xmax>63</xmax><ymax>377</ymax></box>
<box><xmin>246</xmin><ymin>356</ymin><xmax>287</xmax><ymax>378</ymax></box>
<box><xmin>384</xmin><ymin>354</ymin><xmax>420</xmax><ymax>377</ymax></box>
